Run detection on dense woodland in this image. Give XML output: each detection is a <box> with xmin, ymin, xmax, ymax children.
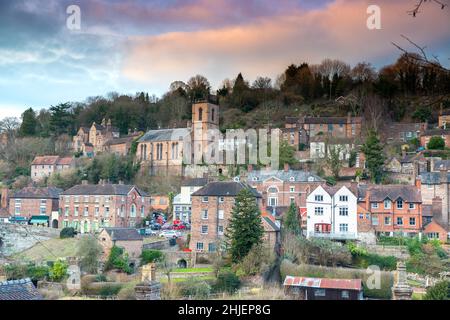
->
<box><xmin>0</xmin><ymin>53</ymin><xmax>449</xmax><ymax>191</ymax></box>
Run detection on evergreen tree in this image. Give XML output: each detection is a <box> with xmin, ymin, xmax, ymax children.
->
<box><xmin>279</xmin><ymin>140</ymin><xmax>297</xmax><ymax>169</ymax></box>
<box><xmin>424</xmin><ymin>280</ymin><xmax>449</xmax><ymax>300</ymax></box>
<box><xmin>49</xmin><ymin>103</ymin><xmax>73</xmax><ymax>136</ymax></box>
<box><xmin>19</xmin><ymin>108</ymin><xmax>37</xmax><ymax>136</ymax></box>
<box><xmin>361</xmin><ymin>130</ymin><xmax>385</xmax><ymax>183</ymax></box>
<box><xmin>283</xmin><ymin>202</ymin><xmax>301</xmax><ymax>235</ymax></box>
<box><xmin>226</xmin><ymin>188</ymin><xmax>264</xmax><ymax>263</ymax></box>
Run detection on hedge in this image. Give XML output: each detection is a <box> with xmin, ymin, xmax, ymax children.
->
<box><xmin>280</xmin><ymin>259</ymin><xmax>394</xmax><ymax>299</ymax></box>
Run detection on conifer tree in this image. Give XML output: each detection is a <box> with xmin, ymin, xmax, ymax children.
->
<box><xmin>226</xmin><ymin>188</ymin><xmax>264</xmax><ymax>263</ymax></box>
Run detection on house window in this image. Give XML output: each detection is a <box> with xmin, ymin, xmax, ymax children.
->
<box><xmin>339</xmin><ymin>207</ymin><xmax>348</xmax><ymax>216</ymax></box>
<box><xmin>372</xmin><ymin>216</ymin><xmax>379</xmax><ymax>225</ymax></box>
<box><xmin>120</xmin><ymin>205</ymin><xmax>125</xmax><ymax>217</ymax></box>
<box><xmin>201</xmin><ymin>225</ymin><xmax>208</xmax><ymax>234</ymax></box>
<box><xmin>396</xmin><ymin>199</ymin><xmax>403</xmax><ymax>209</ymax></box>
<box><xmin>339</xmin><ymin>224</ymin><xmax>348</xmax><ymax>232</ymax></box>
<box><xmin>95</xmin><ymin>207</ymin><xmax>99</xmax><ymax>217</ymax></box>
<box><xmin>342</xmin><ymin>290</ymin><xmax>350</xmax><ymax>299</ymax></box>
<box><xmin>314</xmin><ymin>289</ymin><xmax>326</xmax><ymax>297</ymax></box>
<box><xmin>366</xmin><ymin>213</ymin><xmax>370</xmax><ymax>219</ymax></box>
<box><xmin>409</xmin><ymin>217</ymin><xmax>416</xmax><ymax>226</ymax></box>
<box><xmin>105</xmin><ymin>207</ymin><xmax>110</xmax><ymax>217</ymax></box>
<box><xmin>384</xmin><ymin>217</ymin><xmax>391</xmax><ymax>225</ymax></box>
<box><xmin>74</xmin><ymin>206</ymin><xmax>79</xmax><ymax>217</ymax></box>
<box><xmin>268</xmin><ymin>197</ymin><xmax>278</xmax><ymax>207</ymax></box>
<box><xmin>219</xmin><ymin>197</ymin><xmax>225</xmax><ymax>203</ymax></box>
<box><xmin>201</xmin><ymin>210</ymin><xmax>208</xmax><ymax>219</ymax></box>
<box><xmin>208</xmin><ymin>243</ymin><xmax>216</xmax><ymax>252</ymax></box>
<box><xmin>196</xmin><ymin>242</ymin><xmax>204</xmax><ymax>251</ymax></box>
<box><xmin>315</xmin><ymin>195</ymin><xmax>323</xmax><ymax>202</ymax></box>
<box><xmin>198</xmin><ymin>107</ymin><xmax>203</xmax><ymax>121</ymax></box>
<box><xmin>84</xmin><ymin>207</ymin><xmax>89</xmax><ymax>217</ymax></box>
<box><xmin>65</xmin><ymin>207</ymin><xmax>69</xmax><ymax>217</ymax></box>
<box><xmin>268</xmin><ymin>187</ymin><xmax>278</xmax><ymax>193</ymax></box>
<box><xmin>14</xmin><ymin>199</ymin><xmax>21</xmax><ymax>215</ymax></box>
<box><xmin>397</xmin><ymin>217</ymin><xmax>403</xmax><ymax>225</ymax></box>
<box><xmin>218</xmin><ymin>225</ymin><xmax>224</xmax><ymax>235</ymax></box>
<box><xmin>427</xmin><ymin>232</ymin><xmax>439</xmax><ymax>239</ymax></box>
<box><xmin>371</xmin><ymin>203</ymin><xmax>379</xmax><ymax>209</ymax></box>
<box><xmin>339</xmin><ymin>195</ymin><xmax>348</xmax><ymax>202</ymax></box>
<box><xmin>359</xmin><ymin>214</ymin><xmax>364</xmax><ymax>219</ymax></box>
<box><xmin>130</xmin><ymin>204</ymin><xmax>137</xmax><ymax>217</ymax></box>
<box><xmin>141</xmin><ymin>206</ymin><xmax>145</xmax><ymax>218</ymax></box>
<box><xmin>315</xmin><ymin>207</ymin><xmax>324</xmax><ymax>216</ymax></box>
<box><xmin>384</xmin><ymin>200</ymin><xmax>391</xmax><ymax>209</ymax></box>
<box><xmin>39</xmin><ymin>199</ymin><xmax>46</xmax><ymax>215</ymax></box>
<box><xmin>290</xmin><ymin>186</ymin><xmax>295</xmax><ymax>193</ymax></box>
<box><xmin>218</xmin><ymin>210</ymin><xmax>224</xmax><ymax>220</ymax></box>
<box><xmin>290</xmin><ymin>197</ymin><xmax>295</xmax><ymax>204</ymax></box>
<box><xmin>409</xmin><ymin>203</ymin><xmax>415</xmax><ymax>209</ymax></box>
<box><xmin>202</xmin><ymin>196</ymin><xmax>208</xmax><ymax>203</ymax></box>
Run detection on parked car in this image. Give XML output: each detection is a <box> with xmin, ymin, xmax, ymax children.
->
<box><xmin>159</xmin><ymin>230</ymin><xmax>181</xmax><ymax>239</ymax></box>
<box><xmin>145</xmin><ymin>229</ymin><xmax>157</xmax><ymax>236</ymax></box>
<box><xmin>150</xmin><ymin>223</ymin><xmax>161</xmax><ymax>230</ymax></box>
<box><xmin>161</xmin><ymin>223</ymin><xmax>173</xmax><ymax>230</ymax></box>
<box><xmin>172</xmin><ymin>224</ymin><xmax>186</xmax><ymax>230</ymax></box>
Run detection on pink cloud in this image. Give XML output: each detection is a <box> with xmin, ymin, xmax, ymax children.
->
<box><xmin>121</xmin><ymin>0</ymin><xmax>450</xmax><ymax>90</ymax></box>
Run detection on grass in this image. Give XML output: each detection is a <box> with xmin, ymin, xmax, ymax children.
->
<box><xmin>174</xmin><ymin>267</ymin><xmax>213</xmax><ymax>273</ymax></box>
<box><xmin>159</xmin><ymin>275</ymin><xmax>215</xmax><ymax>283</ymax></box>
<box><xmin>12</xmin><ymin>237</ymin><xmax>80</xmax><ymax>262</ymax></box>
<box><xmin>412</xmin><ymin>292</ymin><xmax>425</xmax><ymax>300</ymax></box>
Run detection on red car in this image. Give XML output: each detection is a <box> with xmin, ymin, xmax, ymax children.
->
<box><xmin>172</xmin><ymin>224</ymin><xmax>186</xmax><ymax>230</ymax></box>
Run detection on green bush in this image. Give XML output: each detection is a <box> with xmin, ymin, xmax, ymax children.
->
<box><xmin>213</xmin><ymin>271</ymin><xmax>241</xmax><ymax>294</ymax></box>
<box><xmin>104</xmin><ymin>246</ymin><xmax>133</xmax><ymax>274</ymax></box>
<box><xmin>354</xmin><ymin>254</ymin><xmax>397</xmax><ymax>271</ymax></box>
<box><xmin>280</xmin><ymin>259</ymin><xmax>394</xmax><ymax>299</ymax></box>
<box><xmin>60</xmin><ymin>227</ymin><xmax>76</xmax><ymax>239</ymax></box>
<box><xmin>180</xmin><ymin>277</ymin><xmax>212</xmax><ymax>299</ymax></box>
<box><xmin>424</xmin><ymin>281</ymin><xmax>449</xmax><ymax>300</ymax></box>
<box><xmin>427</xmin><ymin>136</ymin><xmax>445</xmax><ymax>150</ymax></box>
<box><xmin>49</xmin><ymin>260</ymin><xmax>68</xmax><ymax>282</ymax></box>
<box><xmin>140</xmin><ymin>250</ymin><xmax>164</xmax><ymax>265</ymax></box>
<box><xmin>99</xmin><ymin>284</ymin><xmax>123</xmax><ymax>297</ymax></box>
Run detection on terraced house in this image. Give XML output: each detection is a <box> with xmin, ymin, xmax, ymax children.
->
<box><xmin>357</xmin><ymin>184</ymin><xmax>423</xmax><ymax>237</ymax></box>
<box><xmin>9</xmin><ymin>187</ymin><xmax>62</xmax><ymax>226</ymax></box>
<box><xmin>58</xmin><ymin>181</ymin><xmax>151</xmax><ymax>233</ymax></box>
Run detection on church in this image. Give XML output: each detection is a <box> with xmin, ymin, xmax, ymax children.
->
<box><xmin>136</xmin><ymin>101</ymin><xmax>227</xmax><ymax>177</ymax></box>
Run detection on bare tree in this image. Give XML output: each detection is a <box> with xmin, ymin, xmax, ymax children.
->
<box><xmin>351</xmin><ymin>62</ymin><xmax>377</xmax><ymax>83</ymax></box>
<box><xmin>318</xmin><ymin>59</ymin><xmax>351</xmax><ymax>100</ymax></box>
<box><xmin>408</xmin><ymin>0</ymin><xmax>448</xmax><ymax>17</ymax></box>
<box><xmin>362</xmin><ymin>95</ymin><xmax>386</xmax><ymax>132</ymax></box>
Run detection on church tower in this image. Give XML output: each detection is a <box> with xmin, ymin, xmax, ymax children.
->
<box><xmin>191</xmin><ymin>101</ymin><xmax>219</xmax><ymax>164</ymax></box>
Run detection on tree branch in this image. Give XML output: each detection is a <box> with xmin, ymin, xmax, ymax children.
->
<box><xmin>407</xmin><ymin>0</ymin><xmax>448</xmax><ymax>17</ymax></box>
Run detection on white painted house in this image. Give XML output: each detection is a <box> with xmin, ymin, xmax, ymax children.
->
<box><xmin>173</xmin><ymin>178</ymin><xmax>208</xmax><ymax>223</ymax></box>
<box><xmin>306</xmin><ymin>185</ymin><xmax>358</xmax><ymax>240</ymax></box>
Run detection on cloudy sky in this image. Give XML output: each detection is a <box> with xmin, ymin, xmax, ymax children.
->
<box><xmin>0</xmin><ymin>0</ymin><xmax>449</xmax><ymax>118</ymax></box>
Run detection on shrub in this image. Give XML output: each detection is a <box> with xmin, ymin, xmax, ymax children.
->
<box><xmin>99</xmin><ymin>284</ymin><xmax>123</xmax><ymax>297</ymax></box>
<box><xmin>235</xmin><ymin>244</ymin><xmax>274</xmax><ymax>277</ymax></box>
<box><xmin>424</xmin><ymin>281</ymin><xmax>449</xmax><ymax>300</ymax></box>
<box><xmin>213</xmin><ymin>271</ymin><xmax>241</xmax><ymax>294</ymax></box>
<box><xmin>180</xmin><ymin>277</ymin><xmax>211</xmax><ymax>299</ymax></box>
<box><xmin>427</xmin><ymin>136</ymin><xmax>445</xmax><ymax>150</ymax></box>
<box><xmin>117</xmin><ymin>282</ymin><xmax>137</xmax><ymax>300</ymax></box>
<box><xmin>49</xmin><ymin>260</ymin><xmax>68</xmax><ymax>282</ymax></box>
<box><xmin>60</xmin><ymin>227</ymin><xmax>76</xmax><ymax>239</ymax></box>
<box><xmin>27</xmin><ymin>264</ymin><xmax>50</xmax><ymax>282</ymax></box>
<box><xmin>104</xmin><ymin>246</ymin><xmax>133</xmax><ymax>274</ymax></box>
<box><xmin>140</xmin><ymin>250</ymin><xmax>164</xmax><ymax>265</ymax></box>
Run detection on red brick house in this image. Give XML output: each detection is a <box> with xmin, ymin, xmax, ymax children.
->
<box><xmin>357</xmin><ymin>184</ymin><xmax>423</xmax><ymax>237</ymax></box>
<box><xmin>31</xmin><ymin>156</ymin><xmax>75</xmax><ymax>182</ymax></box>
<box><xmin>189</xmin><ymin>181</ymin><xmax>263</xmax><ymax>253</ymax></box>
<box><xmin>420</xmin><ymin>128</ymin><xmax>450</xmax><ymax>149</ymax></box>
<box><xmin>59</xmin><ymin>182</ymin><xmax>151</xmax><ymax>233</ymax></box>
<box><xmin>9</xmin><ymin>187</ymin><xmax>63</xmax><ymax>225</ymax></box>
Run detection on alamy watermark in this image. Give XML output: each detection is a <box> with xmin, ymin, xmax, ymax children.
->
<box><xmin>66</xmin><ymin>5</ymin><xmax>81</xmax><ymax>30</ymax></box>
<box><xmin>367</xmin><ymin>5</ymin><xmax>381</xmax><ymax>30</ymax></box>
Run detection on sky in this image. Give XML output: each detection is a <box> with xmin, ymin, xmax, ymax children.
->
<box><xmin>0</xmin><ymin>0</ymin><xmax>449</xmax><ymax>119</ymax></box>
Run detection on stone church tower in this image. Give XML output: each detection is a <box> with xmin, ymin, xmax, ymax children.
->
<box><xmin>191</xmin><ymin>101</ymin><xmax>219</xmax><ymax>164</ymax></box>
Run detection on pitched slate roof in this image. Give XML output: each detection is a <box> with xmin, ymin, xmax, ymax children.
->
<box><xmin>31</xmin><ymin>156</ymin><xmax>73</xmax><ymax>166</ymax></box>
<box><xmin>61</xmin><ymin>184</ymin><xmax>148</xmax><ymax>196</ymax></box>
<box><xmin>248</xmin><ymin>170</ymin><xmax>324</xmax><ymax>183</ymax></box>
<box><xmin>181</xmin><ymin>178</ymin><xmax>208</xmax><ymax>187</ymax></box>
<box><xmin>366</xmin><ymin>185</ymin><xmax>422</xmax><ymax>203</ymax></box>
<box><xmin>192</xmin><ymin>182</ymin><xmax>261</xmax><ymax>198</ymax></box>
<box><xmin>284</xmin><ymin>276</ymin><xmax>362</xmax><ymax>291</ymax></box>
<box><xmin>0</xmin><ymin>278</ymin><xmax>43</xmax><ymax>300</ymax></box>
<box><xmin>420</xmin><ymin>172</ymin><xmax>450</xmax><ymax>184</ymax></box>
<box><xmin>104</xmin><ymin>228</ymin><xmax>143</xmax><ymax>241</ymax></box>
<box><xmin>138</xmin><ymin>128</ymin><xmax>190</xmax><ymax>142</ymax></box>
<box><xmin>12</xmin><ymin>187</ymin><xmax>63</xmax><ymax>199</ymax></box>
<box><xmin>303</xmin><ymin>116</ymin><xmax>362</xmax><ymax>125</ymax></box>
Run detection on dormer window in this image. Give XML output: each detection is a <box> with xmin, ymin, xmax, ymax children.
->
<box><xmin>396</xmin><ymin>199</ymin><xmax>403</xmax><ymax>209</ymax></box>
<box><xmin>289</xmin><ymin>177</ymin><xmax>295</xmax><ymax>182</ymax></box>
<box><xmin>252</xmin><ymin>177</ymin><xmax>259</xmax><ymax>181</ymax></box>
<box><xmin>308</xmin><ymin>177</ymin><xmax>315</xmax><ymax>182</ymax></box>
<box><xmin>315</xmin><ymin>195</ymin><xmax>323</xmax><ymax>202</ymax></box>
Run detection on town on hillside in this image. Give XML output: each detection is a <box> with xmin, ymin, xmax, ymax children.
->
<box><xmin>0</xmin><ymin>0</ymin><xmax>449</xmax><ymax>304</ymax></box>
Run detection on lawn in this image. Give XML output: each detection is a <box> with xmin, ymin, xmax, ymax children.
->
<box><xmin>12</xmin><ymin>237</ymin><xmax>80</xmax><ymax>262</ymax></box>
<box><xmin>159</xmin><ymin>275</ymin><xmax>215</xmax><ymax>283</ymax></box>
<box><xmin>174</xmin><ymin>267</ymin><xmax>213</xmax><ymax>273</ymax></box>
